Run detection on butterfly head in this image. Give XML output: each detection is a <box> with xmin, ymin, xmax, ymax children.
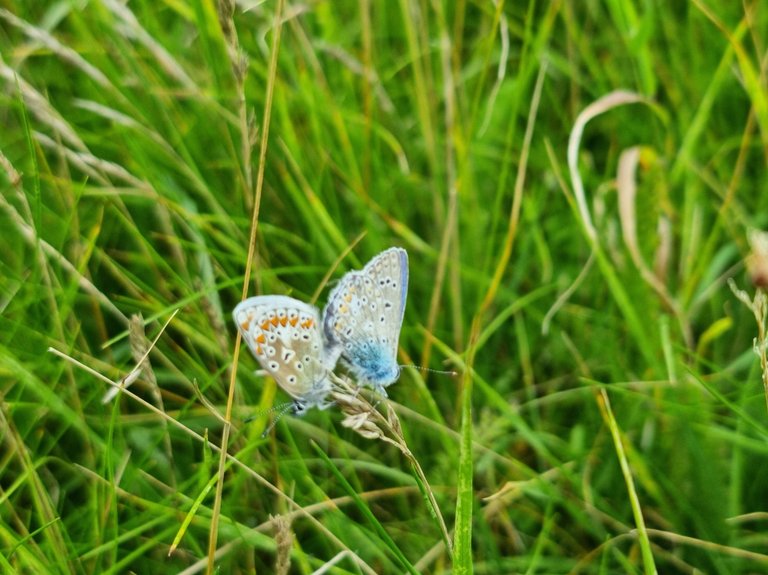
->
<box><xmin>253</xmin><ymin>388</ymin><xmax>335</xmax><ymax>438</ymax></box>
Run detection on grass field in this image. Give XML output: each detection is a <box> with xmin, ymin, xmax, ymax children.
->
<box><xmin>2</xmin><ymin>1</ymin><xmax>768</xmax><ymax>573</ymax></box>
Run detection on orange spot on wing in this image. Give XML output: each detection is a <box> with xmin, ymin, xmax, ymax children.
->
<box><xmin>271</xmin><ymin>317</ymin><xmax>279</xmax><ymax>326</ymax></box>
<box><xmin>280</xmin><ymin>316</ymin><xmax>288</xmax><ymax>326</ymax></box>
<box><xmin>256</xmin><ymin>334</ymin><xmax>266</xmax><ymax>344</ymax></box>
<box><xmin>240</xmin><ymin>320</ymin><xmax>251</xmax><ymax>331</ymax></box>
<box><xmin>289</xmin><ymin>317</ymin><xmax>298</xmax><ymax>326</ymax></box>
<box><xmin>261</xmin><ymin>321</ymin><xmax>270</xmax><ymax>330</ymax></box>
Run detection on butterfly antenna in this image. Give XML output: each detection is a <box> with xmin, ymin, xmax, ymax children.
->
<box><xmin>400</xmin><ymin>365</ymin><xmax>458</xmax><ymax>376</ymax></box>
<box><xmin>259</xmin><ymin>402</ymin><xmax>297</xmax><ymax>438</ymax></box>
<box><xmin>243</xmin><ymin>402</ymin><xmax>288</xmax><ymax>424</ymax></box>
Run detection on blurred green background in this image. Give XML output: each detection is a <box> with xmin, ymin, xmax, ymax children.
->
<box><xmin>1</xmin><ymin>1</ymin><xmax>768</xmax><ymax>573</ymax></box>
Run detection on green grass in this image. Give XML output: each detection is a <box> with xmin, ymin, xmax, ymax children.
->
<box><xmin>2</xmin><ymin>0</ymin><xmax>768</xmax><ymax>573</ymax></box>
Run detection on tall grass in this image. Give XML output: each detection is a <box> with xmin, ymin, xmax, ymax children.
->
<box><xmin>2</xmin><ymin>1</ymin><xmax>768</xmax><ymax>573</ymax></box>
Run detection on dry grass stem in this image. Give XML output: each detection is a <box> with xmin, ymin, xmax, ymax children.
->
<box><xmin>729</xmin><ymin>229</ymin><xmax>768</xmax><ymax>412</ymax></box>
<box><xmin>330</xmin><ymin>374</ymin><xmax>453</xmax><ymax>554</ymax></box>
<box><xmin>271</xmin><ymin>514</ymin><xmax>293</xmax><ymax>575</ymax></box>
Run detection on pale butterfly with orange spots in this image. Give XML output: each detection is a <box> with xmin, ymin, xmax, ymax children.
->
<box><xmin>233</xmin><ymin>295</ymin><xmax>337</xmax><ymax>415</ymax></box>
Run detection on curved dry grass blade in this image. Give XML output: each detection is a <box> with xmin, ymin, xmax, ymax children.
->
<box><xmin>567</xmin><ymin>90</ymin><xmax>648</xmax><ymax>244</ymax></box>
<box><xmin>616</xmin><ymin>146</ymin><xmax>677</xmax><ymax>312</ymax></box>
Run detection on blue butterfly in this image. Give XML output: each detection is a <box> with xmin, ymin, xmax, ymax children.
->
<box><xmin>323</xmin><ymin>248</ymin><xmax>409</xmax><ymax>395</ymax></box>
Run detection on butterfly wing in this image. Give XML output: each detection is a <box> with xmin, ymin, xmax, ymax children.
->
<box><xmin>323</xmin><ymin>248</ymin><xmax>408</xmax><ymax>393</ymax></box>
<box><xmin>233</xmin><ymin>295</ymin><xmax>333</xmax><ymax>411</ymax></box>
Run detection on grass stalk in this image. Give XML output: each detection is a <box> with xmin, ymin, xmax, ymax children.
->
<box><xmin>207</xmin><ymin>0</ymin><xmax>284</xmax><ymax>571</ymax></box>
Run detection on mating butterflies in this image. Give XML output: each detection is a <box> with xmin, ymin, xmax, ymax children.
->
<box><xmin>233</xmin><ymin>247</ymin><xmax>409</xmax><ymax>414</ymax></box>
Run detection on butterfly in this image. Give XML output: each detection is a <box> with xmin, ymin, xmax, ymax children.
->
<box><xmin>323</xmin><ymin>247</ymin><xmax>409</xmax><ymax>396</ymax></box>
<box><xmin>233</xmin><ymin>295</ymin><xmax>336</xmax><ymax>416</ymax></box>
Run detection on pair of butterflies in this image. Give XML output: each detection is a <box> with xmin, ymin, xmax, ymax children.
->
<box><xmin>233</xmin><ymin>247</ymin><xmax>408</xmax><ymax>416</ymax></box>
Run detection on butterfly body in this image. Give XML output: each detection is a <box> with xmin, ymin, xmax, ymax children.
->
<box><xmin>233</xmin><ymin>295</ymin><xmax>334</xmax><ymax>415</ymax></box>
<box><xmin>323</xmin><ymin>247</ymin><xmax>408</xmax><ymax>395</ymax></box>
